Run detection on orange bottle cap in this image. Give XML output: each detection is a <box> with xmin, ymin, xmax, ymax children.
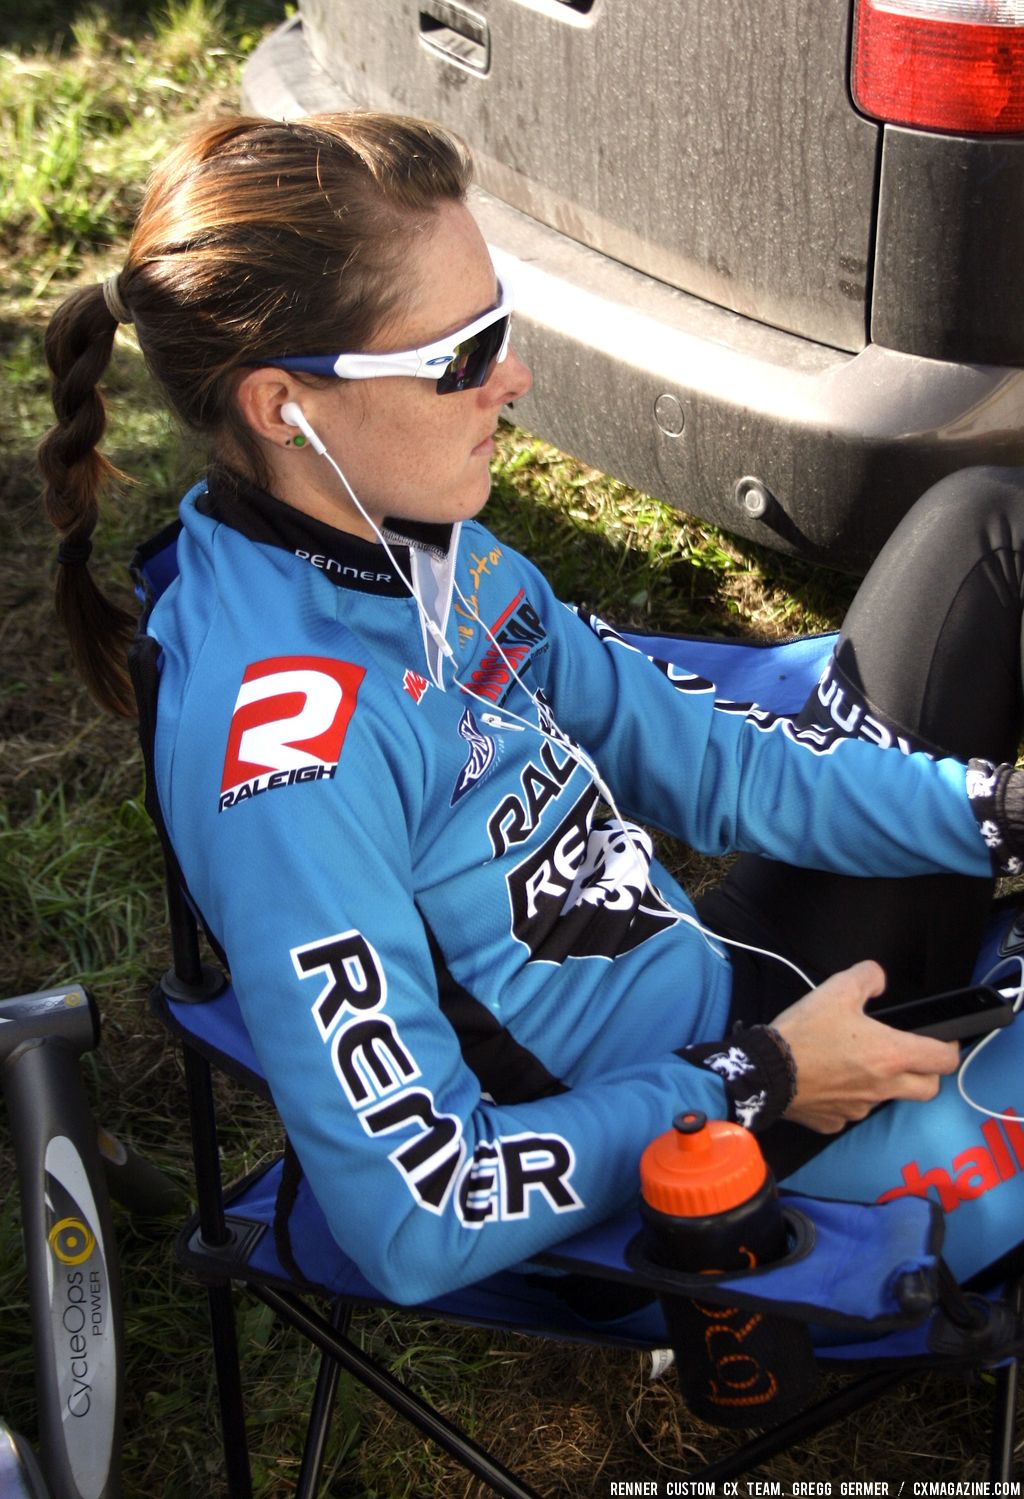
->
<box><xmin>639</xmin><ymin>1110</ymin><xmax>768</xmax><ymax>1217</ymax></box>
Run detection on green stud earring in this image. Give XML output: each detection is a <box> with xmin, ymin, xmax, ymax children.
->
<box><xmin>286</xmin><ymin>432</ymin><xmax>307</xmax><ymax>448</ymax></box>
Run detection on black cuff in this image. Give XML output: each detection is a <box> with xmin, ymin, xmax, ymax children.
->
<box><xmin>676</xmin><ymin>1024</ymin><xmax>797</xmax><ymax>1134</ymax></box>
<box><xmin>966</xmin><ymin>759</ymin><xmax>1024</xmax><ymax>877</ymax></box>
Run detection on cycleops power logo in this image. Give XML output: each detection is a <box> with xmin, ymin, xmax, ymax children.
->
<box><xmin>44</xmin><ymin>1134</ymin><xmax>117</xmax><ymax>1493</ymax></box>
<box><xmin>220</xmin><ymin>656</ymin><xmax>366</xmax><ymax>811</ymax></box>
<box><xmin>49</xmin><ymin>1215</ymin><xmax>96</xmax><ymax>1265</ymax></box>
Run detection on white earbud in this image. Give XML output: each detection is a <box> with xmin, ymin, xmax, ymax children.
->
<box><xmin>277</xmin><ymin>398</ymin><xmax>455</xmax><ymax>665</ymax></box>
<box><xmin>280</xmin><ymin>401</ymin><xmax>327</xmax><ymax>454</ymax></box>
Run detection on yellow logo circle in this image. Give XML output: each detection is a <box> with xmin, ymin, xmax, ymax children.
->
<box><xmin>48</xmin><ymin>1217</ymin><xmax>96</xmax><ymax>1266</ymax></box>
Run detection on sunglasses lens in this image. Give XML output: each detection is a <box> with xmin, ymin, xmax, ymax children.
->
<box><xmin>435</xmin><ymin>313</ymin><xmax>511</xmax><ymax>394</ymax></box>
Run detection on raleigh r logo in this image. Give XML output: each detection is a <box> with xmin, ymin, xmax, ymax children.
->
<box><xmin>220</xmin><ymin>656</ymin><xmax>365</xmax><ymax>810</ymax></box>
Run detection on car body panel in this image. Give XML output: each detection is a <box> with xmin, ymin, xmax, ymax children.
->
<box><xmin>299</xmin><ymin>0</ymin><xmax>880</xmax><ymax>353</ymax></box>
<box><xmin>872</xmin><ymin>127</ymin><xmax>1024</xmax><ymax>365</ymax></box>
<box><xmin>243</xmin><ymin>12</ymin><xmax>1024</xmax><ymax>571</ymax></box>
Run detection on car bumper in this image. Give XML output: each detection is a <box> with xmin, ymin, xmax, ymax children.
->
<box><xmin>244</xmin><ymin>17</ymin><xmax>1024</xmax><ymax>571</ymax></box>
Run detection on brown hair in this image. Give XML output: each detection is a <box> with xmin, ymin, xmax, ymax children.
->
<box><xmin>38</xmin><ymin>112</ymin><xmax>471</xmax><ymax>716</ymax></box>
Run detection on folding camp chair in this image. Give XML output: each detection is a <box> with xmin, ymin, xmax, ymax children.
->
<box><xmin>129</xmin><ymin>522</ymin><xmax>1024</xmax><ymax>1497</ymax></box>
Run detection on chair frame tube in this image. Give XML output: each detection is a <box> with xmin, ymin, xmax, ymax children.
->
<box><xmin>294</xmin><ymin>1299</ymin><xmax>351</xmax><ymax>1499</ymax></box>
<box><xmin>248</xmin><ymin>1283</ymin><xmax>545</xmax><ymax>1499</ymax></box>
<box><xmin>182</xmin><ymin>1045</ymin><xmax>253</xmax><ymax>1499</ymax></box>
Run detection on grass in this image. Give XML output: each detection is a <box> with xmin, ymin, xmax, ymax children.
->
<box><xmin>0</xmin><ymin>1</ymin><xmax>270</xmax><ymax>284</ymax></box>
<box><xmin>0</xmin><ymin>4</ymin><xmax>1014</xmax><ymax>1494</ymax></box>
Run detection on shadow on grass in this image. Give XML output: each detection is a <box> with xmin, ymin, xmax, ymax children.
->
<box><xmin>0</xmin><ymin>0</ymin><xmax>154</xmax><ymax>50</ymax></box>
<box><xmin>0</xmin><ymin>0</ymin><xmax>279</xmax><ymax>52</ymax></box>
<box><xmin>488</xmin><ymin>428</ymin><xmax>858</xmax><ymax>642</ymax></box>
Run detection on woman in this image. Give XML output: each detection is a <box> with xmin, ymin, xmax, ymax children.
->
<box><xmin>38</xmin><ymin>113</ymin><xmax>1024</xmax><ymax>1302</ymax></box>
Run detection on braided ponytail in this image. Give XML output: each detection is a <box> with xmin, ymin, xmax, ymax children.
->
<box><xmin>38</xmin><ymin>110</ymin><xmax>471</xmax><ymax>719</ymax></box>
<box><xmin>38</xmin><ymin>283</ymin><xmax>137</xmax><ymax>718</ymax></box>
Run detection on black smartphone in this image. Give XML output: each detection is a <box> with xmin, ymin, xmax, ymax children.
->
<box><xmin>865</xmin><ymin>984</ymin><xmax>1015</xmax><ymax>1042</ymax></box>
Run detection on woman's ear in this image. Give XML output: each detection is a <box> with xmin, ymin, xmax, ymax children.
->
<box><xmin>235</xmin><ymin>368</ymin><xmax>301</xmax><ymax>446</ymax></box>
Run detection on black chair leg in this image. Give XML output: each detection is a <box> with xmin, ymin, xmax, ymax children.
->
<box><xmin>294</xmin><ymin>1299</ymin><xmax>351</xmax><ymax>1499</ymax></box>
<box><xmin>694</xmin><ymin>1369</ymin><xmax>908</xmax><ymax>1482</ymax></box>
<box><xmin>989</xmin><ymin>1277</ymin><xmax>1023</xmax><ymax>1481</ymax></box>
<box><xmin>182</xmin><ymin>1043</ymin><xmax>253</xmax><ymax>1496</ymax></box>
<box><xmin>249</xmin><ymin>1284</ymin><xmax>545</xmax><ymax>1499</ymax></box>
<box><xmin>208</xmin><ymin>1280</ymin><xmax>254</xmax><ymax>1499</ymax></box>
<box><xmin>990</xmin><ymin>1358</ymin><xmax>1019</xmax><ymax>1482</ymax></box>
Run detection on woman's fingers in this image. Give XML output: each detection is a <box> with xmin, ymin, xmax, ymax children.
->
<box><xmin>774</xmin><ymin>958</ymin><xmax>962</xmax><ymax>1132</ymax></box>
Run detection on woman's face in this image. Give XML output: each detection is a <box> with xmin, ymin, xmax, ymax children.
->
<box><xmin>275</xmin><ymin>200</ymin><xmax>532</xmax><ymax>538</ymax></box>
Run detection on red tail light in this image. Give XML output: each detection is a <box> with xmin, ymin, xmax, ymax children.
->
<box><xmin>852</xmin><ymin>0</ymin><xmax>1024</xmax><ymax>133</ymax></box>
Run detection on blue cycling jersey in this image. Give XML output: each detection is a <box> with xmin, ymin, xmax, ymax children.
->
<box><xmin>147</xmin><ymin>480</ymin><xmax>994</xmax><ymax>1302</ymax></box>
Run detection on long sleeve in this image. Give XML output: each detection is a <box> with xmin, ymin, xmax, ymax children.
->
<box><xmin>500</xmin><ymin>549</ymin><xmax>991</xmax><ymax>884</ymax></box>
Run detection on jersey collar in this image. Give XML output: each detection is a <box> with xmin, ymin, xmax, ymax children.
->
<box><xmin>199</xmin><ymin>472</ymin><xmax>455</xmax><ymax>598</ymax></box>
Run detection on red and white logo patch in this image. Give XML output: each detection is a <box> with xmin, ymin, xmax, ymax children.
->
<box><xmin>219</xmin><ymin>656</ymin><xmax>365</xmax><ymax>811</ymax></box>
<box><xmin>403</xmin><ymin>670</ymin><xmax>430</xmax><ymax>704</ymax></box>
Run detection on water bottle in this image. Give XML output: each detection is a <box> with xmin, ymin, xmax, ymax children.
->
<box><xmin>638</xmin><ymin>1109</ymin><xmax>817</xmax><ymax>1426</ymax></box>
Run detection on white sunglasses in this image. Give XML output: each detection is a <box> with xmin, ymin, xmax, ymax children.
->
<box><xmin>264</xmin><ymin>282</ymin><xmax>513</xmax><ymax>395</ymax></box>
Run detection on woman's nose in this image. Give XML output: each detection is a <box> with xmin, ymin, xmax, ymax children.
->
<box><xmin>488</xmin><ymin>348</ymin><xmax>532</xmax><ymax>407</ymax></box>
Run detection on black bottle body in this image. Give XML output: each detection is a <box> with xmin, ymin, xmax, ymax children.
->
<box><xmin>640</xmin><ymin>1158</ymin><xmax>816</xmax><ymax>1426</ymax></box>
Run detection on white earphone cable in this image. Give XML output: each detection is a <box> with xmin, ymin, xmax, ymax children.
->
<box><xmin>954</xmin><ymin>956</ymin><xmax>1024</xmax><ymax>1121</ymax></box>
<box><xmin>447</xmin><ymin>580</ymin><xmax>818</xmax><ymax>989</ymax></box>
<box><xmin>281</xmin><ymin>401</ymin><xmax>455</xmax><ymax>663</ymax></box>
<box><xmin>289</xmin><ymin>404</ymin><xmax>1020</xmax><ymax>1010</ymax></box>
<box><xmin>454</xmin><ymin>562</ymin><xmax>1024</xmax><ymax>1112</ymax></box>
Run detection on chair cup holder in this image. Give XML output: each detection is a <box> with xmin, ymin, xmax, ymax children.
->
<box><xmin>624</xmin><ymin>1204</ymin><xmax>816</xmax><ymax>1309</ymax></box>
<box><xmin>626</xmin><ymin>1208</ymin><xmax>819</xmax><ymax>1429</ymax></box>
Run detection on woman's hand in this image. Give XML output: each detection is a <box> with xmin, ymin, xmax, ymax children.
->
<box><xmin>772</xmin><ymin>960</ymin><xmax>960</xmax><ymax>1134</ymax></box>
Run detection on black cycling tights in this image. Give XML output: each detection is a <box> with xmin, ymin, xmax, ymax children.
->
<box><xmin>697</xmin><ymin>466</ymin><xmax>1024</xmax><ymax>1168</ymax></box>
